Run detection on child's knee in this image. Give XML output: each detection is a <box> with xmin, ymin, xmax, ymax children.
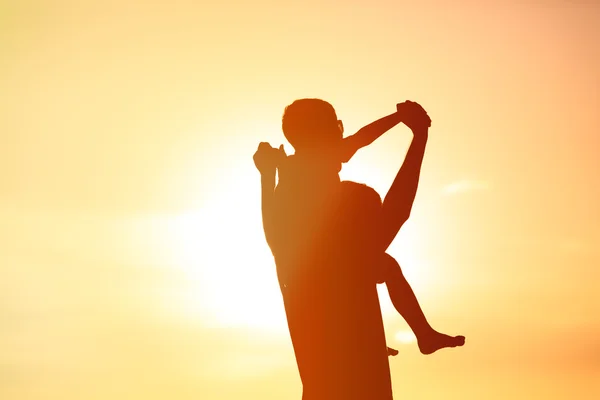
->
<box><xmin>375</xmin><ymin>253</ymin><xmax>401</xmax><ymax>284</ymax></box>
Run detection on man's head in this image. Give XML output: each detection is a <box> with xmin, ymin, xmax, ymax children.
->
<box><xmin>282</xmin><ymin>98</ymin><xmax>344</xmax><ymax>173</ymax></box>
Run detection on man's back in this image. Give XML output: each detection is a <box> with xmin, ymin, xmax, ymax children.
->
<box><xmin>274</xmin><ymin>180</ymin><xmax>393</xmax><ymax>400</ymax></box>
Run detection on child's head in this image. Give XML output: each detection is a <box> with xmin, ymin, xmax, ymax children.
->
<box><xmin>282</xmin><ymin>99</ymin><xmax>344</xmax><ymax>154</ymax></box>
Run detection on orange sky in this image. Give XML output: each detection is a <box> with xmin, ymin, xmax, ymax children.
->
<box><xmin>1</xmin><ymin>1</ymin><xmax>599</xmax><ymax>399</ymax></box>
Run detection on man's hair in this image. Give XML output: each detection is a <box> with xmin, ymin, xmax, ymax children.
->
<box><xmin>282</xmin><ymin>98</ymin><xmax>343</xmax><ymax>151</ymax></box>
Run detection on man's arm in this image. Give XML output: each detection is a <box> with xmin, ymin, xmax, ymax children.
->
<box><xmin>340</xmin><ymin>112</ymin><xmax>403</xmax><ymax>163</ymax></box>
<box><xmin>378</xmin><ymin>127</ymin><xmax>428</xmax><ymax>251</ymax></box>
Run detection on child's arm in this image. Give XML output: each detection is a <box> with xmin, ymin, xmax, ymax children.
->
<box><xmin>253</xmin><ymin>143</ymin><xmax>285</xmax><ymax>253</ymax></box>
<box><xmin>340</xmin><ymin>111</ymin><xmax>403</xmax><ymax>163</ymax></box>
<box><xmin>260</xmin><ymin>170</ymin><xmax>277</xmax><ymax>252</ymax></box>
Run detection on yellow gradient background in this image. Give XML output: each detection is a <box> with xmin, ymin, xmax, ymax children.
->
<box><xmin>1</xmin><ymin>1</ymin><xmax>599</xmax><ymax>399</ymax></box>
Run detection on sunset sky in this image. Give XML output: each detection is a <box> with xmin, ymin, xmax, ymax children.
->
<box><xmin>1</xmin><ymin>1</ymin><xmax>599</xmax><ymax>399</ymax></box>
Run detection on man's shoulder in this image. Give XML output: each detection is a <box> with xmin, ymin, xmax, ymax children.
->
<box><xmin>340</xmin><ymin>181</ymin><xmax>382</xmax><ymax>203</ymax></box>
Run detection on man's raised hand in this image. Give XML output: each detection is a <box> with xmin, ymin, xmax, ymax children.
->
<box><xmin>397</xmin><ymin>101</ymin><xmax>431</xmax><ymax>133</ymax></box>
<box><xmin>253</xmin><ymin>142</ymin><xmax>287</xmax><ymax>176</ymax></box>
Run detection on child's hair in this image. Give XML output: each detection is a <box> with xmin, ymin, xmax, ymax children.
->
<box><xmin>282</xmin><ymin>99</ymin><xmax>343</xmax><ymax>151</ymax></box>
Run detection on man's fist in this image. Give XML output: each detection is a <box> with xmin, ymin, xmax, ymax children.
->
<box><xmin>253</xmin><ymin>142</ymin><xmax>286</xmax><ymax>175</ymax></box>
<box><xmin>397</xmin><ymin>100</ymin><xmax>431</xmax><ymax>132</ymax></box>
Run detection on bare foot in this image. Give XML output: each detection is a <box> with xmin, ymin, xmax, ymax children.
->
<box><xmin>387</xmin><ymin>346</ymin><xmax>399</xmax><ymax>356</ymax></box>
<box><xmin>418</xmin><ymin>331</ymin><xmax>465</xmax><ymax>355</ymax></box>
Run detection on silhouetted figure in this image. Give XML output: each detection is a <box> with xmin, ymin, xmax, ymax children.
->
<box><xmin>254</xmin><ymin>99</ymin><xmax>464</xmax><ymax>399</ymax></box>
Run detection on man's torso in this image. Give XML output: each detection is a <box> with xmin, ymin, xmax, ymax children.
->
<box><xmin>273</xmin><ymin>178</ymin><xmax>393</xmax><ymax>399</ymax></box>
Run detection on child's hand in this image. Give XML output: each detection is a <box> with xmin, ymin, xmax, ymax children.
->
<box><xmin>253</xmin><ymin>142</ymin><xmax>287</xmax><ymax>175</ymax></box>
<box><xmin>397</xmin><ymin>101</ymin><xmax>431</xmax><ymax>133</ymax></box>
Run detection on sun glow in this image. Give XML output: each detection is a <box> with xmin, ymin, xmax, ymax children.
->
<box><xmin>160</xmin><ymin>168</ymin><xmax>289</xmax><ymax>334</ymax></box>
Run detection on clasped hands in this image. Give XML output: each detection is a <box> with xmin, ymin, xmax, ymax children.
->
<box><xmin>396</xmin><ymin>100</ymin><xmax>431</xmax><ymax>133</ymax></box>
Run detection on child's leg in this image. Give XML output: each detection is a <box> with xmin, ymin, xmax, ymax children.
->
<box><xmin>382</xmin><ymin>253</ymin><xmax>433</xmax><ymax>336</ymax></box>
<box><xmin>382</xmin><ymin>253</ymin><xmax>465</xmax><ymax>355</ymax></box>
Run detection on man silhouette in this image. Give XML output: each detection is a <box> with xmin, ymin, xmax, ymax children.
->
<box><xmin>254</xmin><ymin>100</ymin><xmax>443</xmax><ymax>399</ymax></box>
